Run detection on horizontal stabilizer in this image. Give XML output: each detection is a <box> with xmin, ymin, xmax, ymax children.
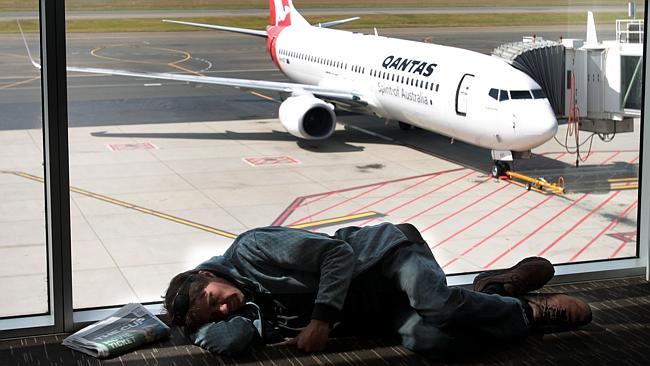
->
<box><xmin>162</xmin><ymin>19</ymin><xmax>267</xmax><ymax>38</ymax></box>
<box><xmin>318</xmin><ymin>17</ymin><xmax>360</xmax><ymax>29</ymax></box>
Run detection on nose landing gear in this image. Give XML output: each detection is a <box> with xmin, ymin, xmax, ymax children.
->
<box><xmin>491</xmin><ymin>161</ymin><xmax>511</xmax><ymax>178</ymax></box>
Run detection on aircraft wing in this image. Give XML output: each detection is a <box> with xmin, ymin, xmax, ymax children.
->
<box><xmin>19</xmin><ymin>20</ymin><xmax>368</xmax><ymax>108</ymax></box>
<box><xmin>66</xmin><ymin>65</ymin><xmax>369</xmax><ymax>106</ymax></box>
<box><xmin>162</xmin><ymin>20</ymin><xmax>267</xmax><ymax>38</ymax></box>
<box><xmin>317</xmin><ymin>17</ymin><xmax>360</xmax><ymax>29</ymax></box>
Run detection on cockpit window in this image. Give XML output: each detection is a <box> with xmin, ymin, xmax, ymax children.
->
<box><xmin>531</xmin><ymin>89</ymin><xmax>547</xmax><ymax>99</ymax></box>
<box><xmin>499</xmin><ymin>90</ymin><xmax>509</xmax><ymax>101</ymax></box>
<box><xmin>489</xmin><ymin>88</ymin><xmax>499</xmax><ymax>100</ymax></box>
<box><xmin>510</xmin><ymin>90</ymin><xmax>533</xmax><ymax>99</ymax></box>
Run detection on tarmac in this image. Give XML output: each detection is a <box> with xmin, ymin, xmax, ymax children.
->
<box><xmin>0</xmin><ymin>27</ymin><xmax>640</xmax><ymax>318</ymax></box>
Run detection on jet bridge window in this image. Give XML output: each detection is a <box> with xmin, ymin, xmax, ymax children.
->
<box><xmin>531</xmin><ymin>89</ymin><xmax>547</xmax><ymax>99</ymax></box>
<box><xmin>489</xmin><ymin>88</ymin><xmax>499</xmax><ymax>100</ymax></box>
<box><xmin>499</xmin><ymin>90</ymin><xmax>509</xmax><ymax>101</ymax></box>
<box><xmin>510</xmin><ymin>90</ymin><xmax>532</xmax><ymax>99</ymax></box>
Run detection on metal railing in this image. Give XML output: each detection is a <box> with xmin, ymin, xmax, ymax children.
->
<box><xmin>617</xmin><ymin>19</ymin><xmax>644</xmax><ymax>44</ymax></box>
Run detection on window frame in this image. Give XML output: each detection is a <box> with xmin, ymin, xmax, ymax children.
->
<box><xmin>0</xmin><ymin>2</ymin><xmax>648</xmax><ymax>337</ymax></box>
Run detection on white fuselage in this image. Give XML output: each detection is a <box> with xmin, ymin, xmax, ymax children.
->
<box><xmin>272</xmin><ymin>25</ymin><xmax>557</xmax><ymax>152</ymax></box>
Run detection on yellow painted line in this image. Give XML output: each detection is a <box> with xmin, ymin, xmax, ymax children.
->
<box><xmin>249</xmin><ymin>90</ymin><xmax>279</xmax><ymax>102</ymax></box>
<box><xmin>90</xmin><ymin>44</ymin><xmax>279</xmax><ymax>103</ymax></box>
<box><xmin>0</xmin><ymin>76</ymin><xmax>40</xmax><ymax>90</ymax></box>
<box><xmin>90</xmin><ymin>44</ymin><xmax>191</xmax><ymax>66</ymax></box>
<box><xmin>289</xmin><ymin>211</ymin><xmax>382</xmax><ymax>229</ymax></box>
<box><xmin>610</xmin><ymin>184</ymin><xmax>638</xmax><ymax>191</ymax></box>
<box><xmin>4</xmin><ymin>171</ymin><xmax>386</xmax><ymax>236</ymax></box>
<box><xmin>608</xmin><ymin>178</ymin><xmax>638</xmax><ymax>183</ymax></box>
<box><xmin>4</xmin><ymin>171</ymin><xmax>237</xmax><ymax>239</ymax></box>
<box><xmin>168</xmin><ymin>62</ymin><xmax>204</xmax><ymax>77</ymax></box>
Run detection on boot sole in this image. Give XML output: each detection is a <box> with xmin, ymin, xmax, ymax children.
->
<box><xmin>473</xmin><ymin>257</ymin><xmax>554</xmax><ymax>296</ymax></box>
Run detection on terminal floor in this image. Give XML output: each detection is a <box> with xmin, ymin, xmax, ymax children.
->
<box><xmin>2</xmin><ymin>276</ymin><xmax>650</xmax><ymax>366</ymax></box>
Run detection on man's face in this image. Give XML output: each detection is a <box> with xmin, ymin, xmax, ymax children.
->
<box><xmin>190</xmin><ymin>275</ymin><xmax>245</xmax><ymax>326</ymax></box>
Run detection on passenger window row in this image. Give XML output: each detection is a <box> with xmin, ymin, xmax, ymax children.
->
<box><xmin>370</xmin><ymin>69</ymin><xmax>439</xmax><ymax>92</ymax></box>
<box><xmin>489</xmin><ymin>88</ymin><xmax>546</xmax><ymax>101</ymax></box>
<box><xmin>278</xmin><ymin>49</ymin><xmax>364</xmax><ymax>73</ymax></box>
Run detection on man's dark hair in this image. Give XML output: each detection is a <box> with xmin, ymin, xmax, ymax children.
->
<box><xmin>163</xmin><ymin>269</ymin><xmax>213</xmax><ymax>330</ymax></box>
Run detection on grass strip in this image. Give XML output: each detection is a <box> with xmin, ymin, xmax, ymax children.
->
<box><xmin>0</xmin><ymin>0</ymin><xmax>633</xmax><ymax>12</ymax></box>
<box><xmin>2</xmin><ymin>12</ymin><xmax>627</xmax><ymax>33</ymax></box>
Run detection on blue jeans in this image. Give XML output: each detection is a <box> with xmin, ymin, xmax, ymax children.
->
<box><xmin>345</xmin><ymin>242</ymin><xmax>530</xmax><ymax>354</ymax></box>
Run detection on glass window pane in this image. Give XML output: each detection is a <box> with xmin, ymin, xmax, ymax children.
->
<box><xmin>510</xmin><ymin>90</ymin><xmax>532</xmax><ymax>99</ymax></box>
<box><xmin>60</xmin><ymin>1</ymin><xmax>644</xmax><ymax>314</ymax></box>
<box><xmin>0</xmin><ymin>7</ymin><xmax>48</xmax><ymax>317</ymax></box>
<box><xmin>531</xmin><ymin>88</ymin><xmax>546</xmax><ymax>99</ymax></box>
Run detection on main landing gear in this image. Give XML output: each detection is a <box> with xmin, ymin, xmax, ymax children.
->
<box><xmin>491</xmin><ymin>161</ymin><xmax>511</xmax><ymax>178</ymax></box>
<box><xmin>398</xmin><ymin>121</ymin><xmax>413</xmax><ymax>130</ymax></box>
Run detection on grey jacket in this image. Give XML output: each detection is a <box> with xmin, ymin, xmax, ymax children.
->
<box><xmin>191</xmin><ymin>223</ymin><xmax>411</xmax><ymax>355</ymax></box>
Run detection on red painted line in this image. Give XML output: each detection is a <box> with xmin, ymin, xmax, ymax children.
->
<box><xmin>301</xmin><ymin>192</ymin><xmax>335</xmax><ymax>207</ymax></box>
<box><xmin>534</xmin><ymin>152</ymin><xmax>639</xmax><ymax>258</ymax></box>
<box><xmin>287</xmin><ymin>183</ymin><xmax>388</xmax><ymax>226</ymax></box>
<box><xmin>278</xmin><ymin>168</ymin><xmax>462</xmax><ymax>228</ymax></box>
<box><xmin>536</xmin><ymin>191</ymin><xmax>621</xmax><ymax>258</ymax></box>
<box><xmin>572</xmin><ymin>200</ymin><xmax>638</xmax><ymax>261</ymax></box>
<box><xmin>297</xmin><ymin>168</ymin><xmax>464</xmax><ymax>201</ymax></box>
<box><xmin>423</xmin><ymin>153</ymin><xmax>569</xmax><ymax>242</ymax></box>
<box><xmin>348</xmin><ymin>173</ymin><xmax>442</xmax><ymax>215</ymax></box>
<box><xmin>601</xmin><ymin>151</ymin><xmax>621</xmax><ymax>164</ymax></box>
<box><xmin>630</xmin><ymin>155</ymin><xmax>640</xmax><ymax>164</ymax></box>
<box><xmin>420</xmin><ymin>182</ymin><xmax>511</xmax><ymax>234</ymax></box>
<box><xmin>272</xmin><ymin>197</ymin><xmax>305</xmax><ymax>226</ymax></box>
<box><xmin>357</xmin><ymin>170</ymin><xmax>476</xmax><ymax>227</ymax></box>
<box><xmin>477</xmin><ymin>193</ymin><xmax>585</xmax><ymax>270</ymax></box>
<box><xmin>442</xmin><ymin>194</ymin><xmax>555</xmax><ymax>269</ymax></box>
<box><xmin>610</xmin><ymin>232</ymin><xmax>638</xmax><ymax>258</ymax></box>
<box><xmin>401</xmin><ymin>178</ymin><xmax>490</xmax><ymax>224</ymax></box>
<box><xmin>433</xmin><ymin>189</ymin><xmax>529</xmax><ymax>249</ymax></box>
<box><xmin>540</xmin><ymin>150</ymin><xmax>640</xmax><ymax>157</ymax></box>
<box><xmin>482</xmin><ymin>151</ymin><xmax>625</xmax><ymax>268</ymax></box>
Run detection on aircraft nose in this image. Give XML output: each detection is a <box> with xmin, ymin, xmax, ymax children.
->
<box><xmin>534</xmin><ymin>109</ymin><xmax>558</xmax><ymax>143</ymax></box>
<box><xmin>516</xmin><ymin>103</ymin><xmax>558</xmax><ymax>147</ymax></box>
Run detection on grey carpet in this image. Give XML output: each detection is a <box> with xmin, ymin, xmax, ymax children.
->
<box><xmin>1</xmin><ymin>276</ymin><xmax>649</xmax><ymax>365</ymax></box>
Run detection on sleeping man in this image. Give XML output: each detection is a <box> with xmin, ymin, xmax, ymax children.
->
<box><xmin>164</xmin><ymin>223</ymin><xmax>591</xmax><ymax>356</ymax></box>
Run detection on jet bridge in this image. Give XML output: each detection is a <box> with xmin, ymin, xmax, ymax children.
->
<box><xmin>492</xmin><ymin>12</ymin><xmax>643</xmax><ymax>136</ymax></box>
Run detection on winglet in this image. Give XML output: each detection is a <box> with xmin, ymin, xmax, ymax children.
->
<box><xmin>585</xmin><ymin>11</ymin><xmax>598</xmax><ymax>45</ymax></box>
<box><xmin>17</xmin><ymin>20</ymin><xmax>41</xmax><ymax>70</ymax></box>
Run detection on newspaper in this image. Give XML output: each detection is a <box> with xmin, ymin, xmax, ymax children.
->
<box><xmin>62</xmin><ymin>303</ymin><xmax>170</xmax><ymax>358</ymax></box>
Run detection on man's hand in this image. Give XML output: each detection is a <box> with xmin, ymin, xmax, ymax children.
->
<box><xmin>294</xmin><ymin>319</ymin><xmax>330</xmax><ymax>352</ymax></box>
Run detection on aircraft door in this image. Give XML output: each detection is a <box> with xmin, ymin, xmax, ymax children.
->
<box><xmin>455</xmin><ymin>74</ymin><xmax>474</xmax><ymax>116</ymax></box>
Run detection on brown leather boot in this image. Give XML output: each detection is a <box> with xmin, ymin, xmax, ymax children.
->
<box><xmin>522</xmin><ymin>293</ymin><xmax>592</xmax><ymax>328</ymax></box>
<box><xmin>473</xmin><ymin>257</ymin><xmax>554</xmax><ymax>296</ymax></box>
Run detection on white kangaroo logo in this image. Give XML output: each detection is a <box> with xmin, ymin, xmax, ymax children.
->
<box><xmin>274</xmin><ymin>0</ymin><xmax>291</xmax><ymax>24</ymax></box>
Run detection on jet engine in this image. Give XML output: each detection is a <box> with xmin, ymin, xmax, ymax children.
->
<box><xmin>278</xmin><ymin>95</ymin><xmax>336</xmax><ymax>140</ymax></box>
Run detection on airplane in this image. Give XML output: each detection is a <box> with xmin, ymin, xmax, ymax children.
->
<box><xmin>22</xmin><ymin>0</ymin><xmax>558</xmax><ymax>177</ymax></box>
